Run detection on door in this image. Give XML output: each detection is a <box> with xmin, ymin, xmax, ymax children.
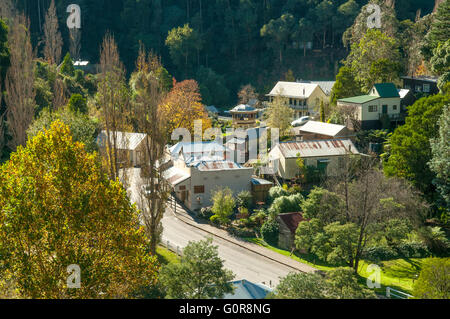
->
<box><xmin>382</xmin><ymin>105</ymin><xmax>388</xmax><ymax>114</ymax></box>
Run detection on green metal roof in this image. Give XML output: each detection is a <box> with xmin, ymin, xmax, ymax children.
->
<box><xmin>373</xmin><ymin>83</ymin><xmax>400</xmax><ymax>98</ymax></box>
<box><xmin>338</xmin><ymin>95</ymin><xmax>379</xmax><ymax>104</ymax></box>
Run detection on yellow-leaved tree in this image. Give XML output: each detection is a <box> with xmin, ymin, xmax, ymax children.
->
<box><xmin>160</xmin><ymin>79</ymin><xmax>211</xmax><ymax>137</ymax></box>
<box><xmin>0</xmin><ymin>121</ymin><xmax>159</xmax><ymax>298</ymax></box>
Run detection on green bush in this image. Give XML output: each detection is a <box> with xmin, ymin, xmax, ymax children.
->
<box><xmin>261</xmin><ymin>219</ymin><xmax>279</xmax><ymax>246</ymax></box>
<box><xmin>199</xmin><ymin>207</ymin><xmax>213</xmax><ymax>220</ymax></box>
<box><xmin>268</xmin><ymin>186</ymin><xmax>289</xmax><ymax>202</ymax></box>
<box><xmin>237</xmin><ymin>191</ymin><xmax>253</xmax><ymax>209</ymax></box>
<box><xmin>362</xmin><ymin>242</ymin><xmax>431</xmax><ymax>262</ymax></box>
<box><xmin>68</xmin><ymin>93</ymin><xmax>88</xmax><ymax>114</ymax></box>
<box><xmin>268</xmin><ymin>193</ymin><xmax>304</xmax><ymax>217</ymax></box>
<box><xmin>210</xmin><ymin>214</ymin><xmax>220</xmax><ymax>225</ymax></box>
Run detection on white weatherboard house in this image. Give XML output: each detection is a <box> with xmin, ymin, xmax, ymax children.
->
<box><xmin>163</xmin><ymin>142</ymin><xmax>253</xmax><ymax>210</ymax></box>
<box><xmin>96</xmin><ymin>130</ymin><xmax>148</xmax><ymax>167</ymax></box>
<box><xmin>337</xmin><ymin>83</ymin><xmax>402</xmax><ymax>130</ymax></box>
<box><xmin>267</xmin><ymin>81</ymin><xmax>329</xmax><ymax>119</ymax></box>
<box><xmin>268</xmin><ymin>139</ymin><xmax>359</xmax><ymax>180</ymax></box>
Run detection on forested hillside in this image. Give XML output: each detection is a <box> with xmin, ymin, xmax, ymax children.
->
<box><xmin>5</xmin><ymin>0</ymin><xmax>435</xmax><ymax>106</ymax></box>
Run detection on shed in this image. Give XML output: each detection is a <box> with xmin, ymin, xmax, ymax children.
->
<box><xmin>277</xmin><ymin>212</ymin><xmax>305</xmax><ymax>250</ymax></box>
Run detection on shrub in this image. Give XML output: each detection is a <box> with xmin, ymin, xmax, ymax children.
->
<box><xmin>395</xmin><ymin>242</ymin><xmax>431</xmax><ymax>258</ymax></box>
<box><xmin>228</xmin><ymin>227</ymin><xmax>255</xmax><ymax>238</ymax></box>
<box><xmin>199</xmin><ymin>207</ymin><xmax>213</xmax><ymax>220</ymax></box>
<box><xmin>268</xmin><ymin>193</ymin><xmax>304</xmax><ymax>217</ymax></box>
<box><xmin>237</xmin><ymin>191</ymin><xmax>253</xmax><ymax>209</ymax></box>
<box><xmin>362</xmin><ymin>246</ymin><xmax>397</xmax><ymax>262</ymax></box>
<box><xmin>249</xmin><ymin>210</ymin><xmax>267</xmax><ymax>227</ymax></box>
<box><xmin>268</xmin><ymin>186</ymin><xmax>289</xmax><ymax>202</ymax></box>
<box><xmin>68</xmin><ymin>93</ymin><xmax>88</xmax><ymax>114</ymax></box>
<box><xmin>362</xmin><ymin>242</ymin><xmax>431</xmax><ymax>262</ymax></box>
<box><xmin>261</xmin><ymin>219</ymin><xmax>279</xmax><ymax>246</ymax></box>
<box><xmin>210</xmin><ymin>215</ymin><xmax>220</xmax><ymax>225</ymax></box>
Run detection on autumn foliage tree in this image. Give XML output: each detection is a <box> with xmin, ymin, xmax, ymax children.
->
<box><xmin>160</xmin><ymin>79</ymin><xmax>211</xmax><ymax>137</ymax></box>
<box><xmin>42</xmin><ymin>0</ymin><xmax>62</xmax><ymax>65</ymax></box>
<box><xmin>0</xmin><ymin>121</ymin><xmax>159</xmax><ymax>298</ymax></box>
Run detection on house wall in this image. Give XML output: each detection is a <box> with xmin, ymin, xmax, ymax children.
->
<box><xmin>361</xmin><ymin>97</ymin><xmax>401</xmax><ymax>121</ymax></box>
<box><xmin>186</xmin><ymin>167</ymin><xmax>253</xmax><ymax>210</ymax></box>
<box><xmin>278</xmin><ymin>155</ymin><xmax>350</xmax><ymax>180</ymax></box>
<box><xmin>277</xmin><ymin>219</ymin><xmax>294</xmax><ymax>250</ymax></box>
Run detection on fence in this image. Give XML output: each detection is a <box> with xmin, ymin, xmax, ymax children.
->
<box><xmin>160</xmin><ymin>239</ymin><xmax>183</xmax><ymax>258</ymax></box>
<box><xmin>386</xmin><ymin>287</ymin><xmax>413</xmax><ymax>299</ymax></box>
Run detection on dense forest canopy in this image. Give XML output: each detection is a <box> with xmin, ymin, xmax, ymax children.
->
<box><xmin>5</xmin><ymin>0</ymin><xmax>436</xmax><ymax>106</ymax></box>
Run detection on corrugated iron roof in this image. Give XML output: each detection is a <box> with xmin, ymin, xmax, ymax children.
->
<box><xmin>162</xmin><ymin>167</ymin><xmax>190</xmax><ymax>186</ymax></box>
<box><xmin>278</xmin><ymin>213</ymin><xmax>305</xmax><ymax>234</ymax></box>
<box><xmin>193</xmin><ymin>160</ymin><xmax>248</xmax><ymax>171</ymax></box>
<box><xmin>273</xmin><ymin>139</ymin><xmax>359</xmax><ymax>158</ymax></box>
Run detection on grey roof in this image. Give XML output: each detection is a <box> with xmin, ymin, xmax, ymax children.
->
<box><xmin>267</xmin><ymin>81</ymin><xmax>319</xmax><ymax>98</ymax></box>
<box><xmin>222</xmin><ymin>280</ymin><xmax>272</xmax><ymax>299</ymax></box>
<box><xmin>251</xmin><ymin>177</ymin><xmax>273</xmax><ymax>185</ymax></box>
<box><xmin>270</xmin><ymin>139</ymin><xmax>359</xmax><ymax>159</ymax></box>
<box><xmin>308</xmin><ymin>81</ymin><xmax>336</xmax><ymax>95</ymax></box>
<box><xmin>230</xmin><ymin>104</ymin><xmax>257</xmax><ymax>112</ymax></box>
<box><xmin>205</xmin><ymin>105</ymin><xmax>219</xmax><ymax>114</ymax></box>
<box><xmin>297</xmin><ymin>121</ymin><xmax>348</xmax><ymax>137</ymax></box>
<box><xmin>162</xmin><ymin>166</ymin><xmax>190</xmax><ymax>186</ymax></box>
<box><xmin>190</xmin><ymin>159</ymin><xmax>249</xmax><ymax>171</ymax></box>
<box><xmin>97</xmin><ymin>130</ymin><xmax>147</xmax><ymax>150</ymax></box>
<box><xmin>169</xmin><ymin>142</ymin><xmax>228</xmax><ymax>159</ymax></box>
<box><xmin>401</xmin><ymin>75</ymin><xmax>438</xmax><ymax>83</ymax></box>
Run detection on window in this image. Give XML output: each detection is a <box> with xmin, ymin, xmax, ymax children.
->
<box><xmin>368</xmin><ymin>105</ymin><xmax>377</xmax><ymax>112</ymax></box>
<box><xmin>294</xmin><ymin>99</ymin><xmax>297</xmax><ymax>106</ymax></box>
<box><xmin>393</xmin><ymin>105</ymin><xmax>397</xmax><ymax>110</ymax></box>
<box><xmin>289</xmin><ymin>98</ymin><xmax>293</xmax><ymax>105</ymax></box>
<box><xmin>194</xmin><ymin>185</ymin><xmax>205</xmax><ymax>194</ymax></box>
<box><xmin>423</xmin><ymin>84</ymin><xmax>430</xmax><ymax>93</ymax></box>
<box><xmin>179</xmin><ymin>185</ymin><xmax>186</xmax><ymax>190</ymax></box>
<box><xmin>415</xmin><ymin>85</ymin><xmax>422</xmax><ymax>92</ymax></box>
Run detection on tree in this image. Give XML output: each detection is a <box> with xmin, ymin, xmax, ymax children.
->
<box><xmin>68</xmin><ymin>93</ymin><xmax>87</xmax><ymax>114</ymax></box>
<box><xmin>160</xmin><ymin>79</ymin><xmax>211</xmax><ymax>136</ymax></box>
<box><xmin>0</xmin><ymin>19</ymin><xmax>9</xmax><ymax>84</ymax></box>
<box><xmin>196</xmin><ymin>66</ymin><xmax>230</xmax><ymax>107</ymax></box>
<box><xmin>96</xmin><ymin>33</ymin><xmax>131</xmax><ymax>181</ymax></box>
<box><xmin>265</xmin><ymin>94</ymin><xmax>293</xmax><ymax>137</ymax></box>
<box><xmin>330</xmin><ymin>66</ymin><xmax>361</xmax><ymax>105</ymax></box>
<box><xmin>27</xmin><ymin>107</ymin><xmax>98</xmax><ymax>153</ymax></box>
<box><xmin>326</xmin><ymin>267</ymin><xmax>376</xmax><ymax>299</ymax></box>
<box><xmin>271</xmin><ymin>272</ymin><xmax>328</xmax><ymax>299</ymax></box>
<box><xmin>429</xmin><ymin>104</ymin><xmax>449</xmax><ymax>209</ymax></box>
<box><xmin>320</xmin><ymin>99</ymin><xmax>325</xmax><ymax>122</ymax></box>
<box><xmin>261</xmin><ymin>218</ymin><xmax>279</xmax><ymax>246</ymax></box>
<box><xmin>60</xmin><ymin>52</ymin><xmax>75</xmax><ymax>76</ymax></box>
<box><xmin>165</xmin><ymin>24</ymin><xmax>201</xmax><ymax>76</ymax></box>
<box><xmin>294</xmin><ymin>17</ymin><xmax>314</xmax><ymax>57</ymax></box>
<box><xmin>211</xmin><ymin>187</ymin><xmax>235</xmax><ymax>225</ymax></box>
<box><xmin>4</xmin><ymin>15</ymin><xmax>35</xmax><ymax>152</ymax></box>
<box><xmin>131</xmin><ymin>48</ymin><xmax>169</xmax><ymax>255</ymax></box>
<box><xmin>384</xmin><ymin>92</ymin><xmax>449</xmax><ymax>199</ymax></box>
<box><xmin>430</xmin><ymin>39</ymin><xmax>450</xmax><ymax>91</ymax></box>
<box><xmin>238</xmin><ymin>84</ymin><xmax>258</xmax><ymax>105</ymax></box>
<box><xmin>260</xmin><ymin>13</ymin><xmax>295</xmax><ymax>64</ymax></box>
<box><xmin>344</xmin><ymin>29</ymin><xmax>402</xmax><ymax>91</ymax></box>
<box><xmin>0</xmin><ymin>121</ymin><xmax>159</xmax><ymax>298</ymax></box>
<box><xmin>413</xmin><ymin>258</ymin><xmax>450</xmax><ymax>299</ymax></box>
<box><xmin>159</xmin><ymin>238</ymin><xmax>235</xmax><ymax>299</ymax></box>
<box><xmin>42</xmin><ymin>0</ymin><xmax>62</xmax><ymax>65</ymax></box>
<box><xmin>422</xmin><ymin>0</ymin><xmax>450</xmax><ymax>60</ymax></box>
<box><xmin>268</xmin><ymin>193</ymin><xmax>304</xmax><ymax>217</ymax></box>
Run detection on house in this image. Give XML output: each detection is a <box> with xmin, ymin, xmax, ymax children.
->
<box><xmin>163</xmin><ymin>142</ymin><xmax>253</xmax><ymax>211</ymax></box>
<box><xmin>401</xmin><ymin>75</ymin><xmax>439</xmax><ymax>96</ymax></box>
<box><xmin>277</xmin><ymin>212</ymin><xmax>305</xmax><ymax>250</ymax></box>
<box><xmin>292</xmin><ymin>121</ymin><xmax>354</xmax><ymax>141</ymax></box>
<box><xmin>169</xmin><ymin>141</ymin><xmax>230</xmax><ymax>161</ymax></box>
<box><xmin>268</xmin><ymin>139</ymin><xmax>359</xmax><ymax>180</ymax></box>
<box><xmin>221</xmin><ymin>280</ymin><xmax>273</xmax><ymax>299</ymax></box>
<box><xmin>205</xmin><ymin>105</ymin><xmax>219</xmax><ymax>117</ymax></box>
<box><xmin>230</xmin><ymin>104</ymin><xmax>258</xmax><ymax>128</ymax></box>
<box><xmin>96</xmin><ymin>130</ymin><xmax>148</xmax><ymax>167</ymax></box>
<box><xmin>297</xmin><ymin>80</ymin><xmax>336</xmax><ymax>96</ymax></box>
<box><xmin>266</xmin><ymin>81</ymin><xmax>329</xmax><ymax>119</ymax></box>
<box><xmin>398</xmin><ymin>88</ymin><xmax>416</xmax><ymax>111</ymax></box>
<box><xmin>337</xmin><ymin>83</ymin><xmax>402</xmax><ymax>130</ymax></box>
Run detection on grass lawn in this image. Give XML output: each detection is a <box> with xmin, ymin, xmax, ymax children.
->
<box><xmin>156</xmin><ymin>246</ymin><xmax>180</xmax><ymax>265</ymax></box>
<box><xmin>243</xmin><ymin>237</ymin><xmax>429</xmax><ymax>295</ymax></box>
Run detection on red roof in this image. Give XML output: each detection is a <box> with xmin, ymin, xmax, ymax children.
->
<box><xmin>278</xmin><ymin>212</ymin><xmax>305</xmax><ymax>234</ymax></box>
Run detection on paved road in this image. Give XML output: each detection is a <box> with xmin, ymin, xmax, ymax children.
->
<box><xmin>126</xmin><ymin>168</ymin><xmax>301</xmax><ymax>288</ymax></box>
<box><xmin>161</xmin><ymin>212</ymin><xmax>296</xmax><ymax>287</ymax></box>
